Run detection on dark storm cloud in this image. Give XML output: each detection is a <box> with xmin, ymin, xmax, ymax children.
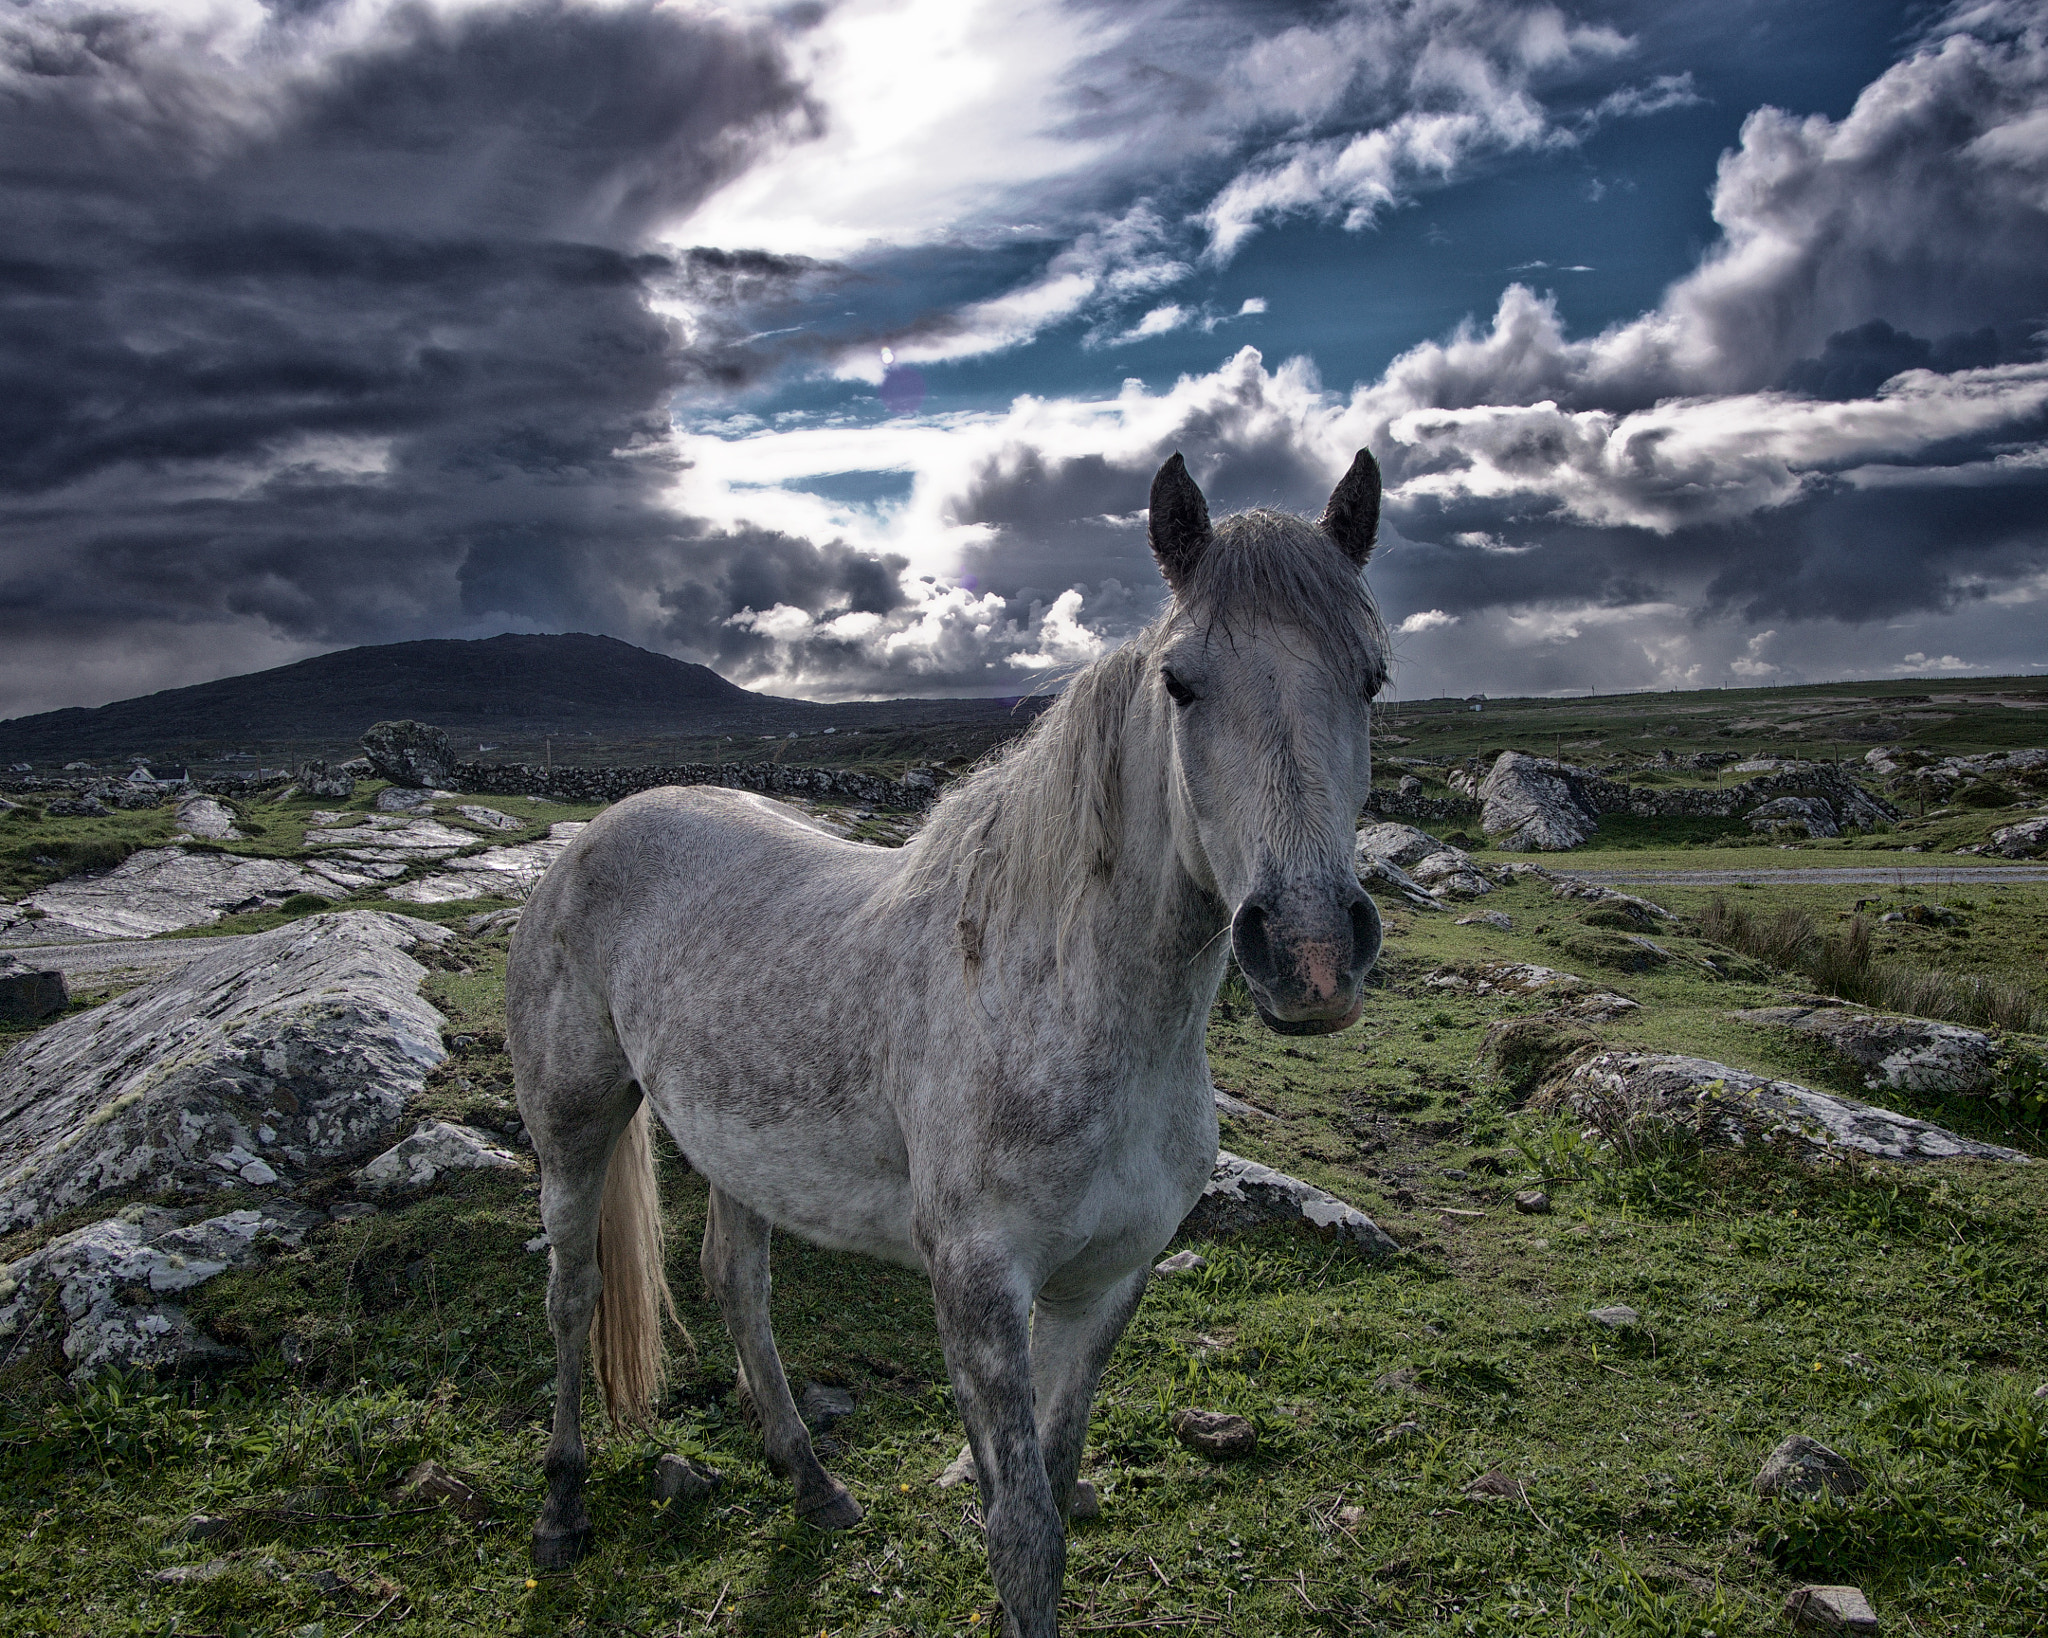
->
<box><xmin>0</xmin><ymin>0</ymin><xmax>824</xmax><ymax>715</ymax></box>
<box><xmin>654</xmin><ymin>523</ymin><xmax>908</xmax><ymax>672</ymax></box>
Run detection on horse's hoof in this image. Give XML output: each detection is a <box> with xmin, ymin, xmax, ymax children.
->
<box><xmin>797</xmin><ymin>1482</ymin><xmax>864</xmax><ymax>1531</ymax></box>
<box><xmin>531</xmin><ymin>1525</ymin><xmax>592</xmax><ymax>1568</ymax></box>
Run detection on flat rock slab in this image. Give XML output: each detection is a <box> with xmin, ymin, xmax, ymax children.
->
<box><xmin>9</xmin><ymin>849</ymin><xmax>348</xmax><ymax>942</ymax></box>
<box><xmin>0</xmin><ymin>1204</ymin><xmax>314</xmax><ymax>1380</ymax></box>
<box><xmin>358</xmin><ymin>1120</ymin><xmax>522</xmax><ymax>1192</ymax></box>
<box><xmin>305</xmin><ymin>817</ymin><xmax>477</xmax><ymax>856</ymax></box>
<box><xmin>385</xmin><ymin>823</ymin><xmax>586</xmax><ymax>904</ymax></box>
<box><xmin>1180</xmin><ymin>1149</ymin><xmax>1398</xmax><ymax>1254</ymax></box>
<box><xmin>1732</xmin><ymin>1005</ymin><xmax>2002</xmax><ymax>1097</ymax></box>
<box><xmin>0</xmin><ymin>912</ymin><xmax>449</xmax><ymax>1234</ymax></box>
<box><xmin>1546</xmin><ymin>1052</ymin><xmax>2029</xmax><ymax>1165</ymax></box>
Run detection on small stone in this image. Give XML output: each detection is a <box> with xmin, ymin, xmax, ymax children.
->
<box><xmin>1172</xmin><ymin>1408</ymin><xmax>1258</xmax><ymax>1459</ymax></box>
<box><xmin>1456</xmin><ymin>911</ymin><xmax>1513</xmax><ymax>929</ymax></box>
<box><xmin>177</xmin><ymin>1512</ymin><xmax>232</xmax><ymax>1543</ymax></box>
<box><xmin>1154</xmin><ymin>1249</ymin><xmax>1206</xmax><ymax>1276</ymax></box>
<box><xmin>1335</xmin><ymin>1503</ymin><xmax>1365</xmax><ymax>1527</ymax></box>
<box><xmin>1378</xmin><ymin>1419</ymin><xmax>1425</xmax><ymax>1444</ymax></box>
<box><xmin>1372</xmin><ymin>1365</ymin><xmax>1420</xmax><ymax>1394</ymax></box>
<box><xmin>936</xmin><ymin>1442</ymin><xmax>977</xmax><ymax>1488</ymax></box>
<box><xmin>1755</xmin><ymin>1436</ymin><xmax>1867</xmax><ymax>1500</ymax></box>
<box><xmin>1462</xmin><ymin>1470</ymin><xmax>1525</xmax><ymax>1501</ymax></box>
<box><xmin>1513</xmin><ymin>1189</ymin><xmax>1552</xmax><ymax>1215</ymax></box>
<box><xmin>152</xmin><ymin>1559</ymin><xmax>230</xmax><ymax>1586</ymax></box>
<box><xmin>523</xmin><ymin>1234</ymin><xmax>549</xmax><ymax>1254</ymax></box>
<box><xmin>652</xmin><ymin>1453</ymin><xmax>721</xmax><ymax>1506</ymax></box>
<box><xmin>399</xmin><ymin>1459</ymin><xmax>488</xmax><ymax>1520</ymax></box>
<box><xmin>1588</xmin><ymin>1304</ymin><xmax>1640</xmax><ymax>1329</ymax></box>
<box><xmin>2034</xmin><ymin>1381</ymin><xmax>2048</xmax><ymax>1398</ymax></box>
<box><xmin>1783</xmin><ymin>1583</ymin><xmax>1879</xmax><ymax>1634</ymax></box>
<box><xmin>1070</xmin><ymin>1478</ymin><xmax>1100</xmax><ymax>1519</ymax></box>
<box><xmin>797</xmin><ymin>1381</ymin><xmax>855</xmax><ymax>1431</ymax></box>
<box><xmin>0</xmin><ymin>968</ymin><xmax>67</xmax><ymax>1024</ymax></box>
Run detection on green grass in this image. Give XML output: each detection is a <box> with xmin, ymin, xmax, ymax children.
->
<box><xmin>3</xmin><ymin>785</ymin><xmax>2047</xmax><ymax>1635</ymax></box>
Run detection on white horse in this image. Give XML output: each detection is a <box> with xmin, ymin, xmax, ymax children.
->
<box><xmin>508</xmin><ymin>449</ymin><xmax>1391</xmax><ymax>1636</ymax></box>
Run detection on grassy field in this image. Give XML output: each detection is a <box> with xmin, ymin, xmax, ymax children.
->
<box><xmin>2</xmin><ymin>781</ymin><xmax>2046</xmax><ymax>1635</ymax></box>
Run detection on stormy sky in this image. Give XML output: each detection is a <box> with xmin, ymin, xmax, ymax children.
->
<box><xmin>4</xmin><ymin>0</ymin><xmax>2046</xmax><ymax>717</ymax></box>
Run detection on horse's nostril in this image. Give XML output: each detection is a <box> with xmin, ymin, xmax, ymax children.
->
<box><xmin>1349</xmin><ymin>894</ymin><xmax>1382</xmax><ymax>973</ymax></box>
<box><xmin>1231</xmin><ymin>901</ymin><xmax>1275</xmax><ymax>984</ymax></box>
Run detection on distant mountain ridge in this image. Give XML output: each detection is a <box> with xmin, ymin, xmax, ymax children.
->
<box><xmin>0</xmin><ymin>633</ymin><xmax>1032</xmax><ymax>764</ymax></box>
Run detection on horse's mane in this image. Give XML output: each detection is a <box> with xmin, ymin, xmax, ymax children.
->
<box><xmin>895</xmin><ymin>507</ymin><xmax>1389</xmax><ymax>966</ymax></box>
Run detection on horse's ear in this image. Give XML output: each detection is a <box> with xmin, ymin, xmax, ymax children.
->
<box><xmin>1321</xmin><ymin>448</ymin><xmax>1381</xmax><ymax>566</ymax></box>
<box><xmin>1148</xmin><ymin>452</ymin><xmax>1211</xmax><ymax>591</ymax></box>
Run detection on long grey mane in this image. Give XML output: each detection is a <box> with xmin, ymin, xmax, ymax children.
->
<box><xmin>895</xmin><ymin>506</ymin><xmax>1389</xmax><ymax>966</ymax></box>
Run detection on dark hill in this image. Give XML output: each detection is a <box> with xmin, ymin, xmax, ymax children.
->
<box><xmin>0</xmin><ymin>633</ymin><xmax>1046</xmax><ymax>767</ymax></box>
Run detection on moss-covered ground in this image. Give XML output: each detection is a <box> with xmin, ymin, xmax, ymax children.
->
<box><xmin>2</xmin><ymin>799</ymin><xmax>2046</xmax><ymax>1636</ymax></box>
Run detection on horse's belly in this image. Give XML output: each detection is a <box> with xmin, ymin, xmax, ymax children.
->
<box><xmin>657</xmin><ymin>1098</ymin><xmax>922</xmax><ymax>1269</ymax></box>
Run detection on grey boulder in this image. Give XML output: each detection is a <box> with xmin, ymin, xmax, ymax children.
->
<box><xmin>0</xmin><ymin>912</ymin><xmax>450</xmax><ymax>1234</ymax></box>
<box><xmin>294</xmin><ymin>760</ymin><xmax>356</xmax><ymax>800</ymax></box>
<box><xmin>1179</xmin><ymin>1149</ymin><xmax>1399</xmax><ymax>1254</ymax></box>
<box><xmin>1731</xmin><ymin>1006</ymin><xmax>2003</xmax><ymax>1097</ymax></box>
<box><xmin>0</xmin><ymin>967</ymin><xmax>66</xmax><ymax>1023</ymax></box>
<box><xmin>360</xmin><ymin>720</ymin><xmax>457</xmax><ymax>789</ymax></box>
<box><xmin>1479</xmin><ymin>752</ymin><xmax>1600</xmax><ymax>851</ymax></box>
<box><xmin>357</xmin><ymin>1120</ymin><xmax>523</xmax><ymax>1193</ymax></box>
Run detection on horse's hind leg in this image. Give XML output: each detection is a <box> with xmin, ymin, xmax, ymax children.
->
<box><xmin>699</xmin><ymin>1187</ymin><xmax>863</xmax><ymax>1529</ymax></box>
<box><xmin>522</xmin><ymin>1053</ymin><xmax>641</xmax><ymax>1567</ymax></box>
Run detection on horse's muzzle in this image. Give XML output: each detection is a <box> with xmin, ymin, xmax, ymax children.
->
<box><xmin>1231</xmin><ymin>884</ymin><xmax>1382</xmax><ymax>1036</ymax></box>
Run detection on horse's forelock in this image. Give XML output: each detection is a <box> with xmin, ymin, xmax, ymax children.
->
<box><xmin>1174</xmin><ymin>508</ymin><xmax>1390</xmax><ymax>694</ymax></box>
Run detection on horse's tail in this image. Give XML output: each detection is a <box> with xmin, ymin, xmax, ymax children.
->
<box><xmin>590</xmin><ymin>1102</ymin><xmax>683</xmax><ymax>1427</ymax></box>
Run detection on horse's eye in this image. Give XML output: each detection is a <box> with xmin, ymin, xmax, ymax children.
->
<box><xmin>1162</xmin><ymin>668</ymin><xmax>1195</xmax><ymax>706</ymax></box>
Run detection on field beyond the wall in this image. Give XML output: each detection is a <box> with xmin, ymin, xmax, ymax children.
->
<box><xmin>0</xmin><ymin>763</ymin><xmax>2044</xmax><ymax>1636</ymax></box>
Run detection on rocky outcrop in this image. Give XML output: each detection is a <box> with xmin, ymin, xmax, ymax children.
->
<box><xmin>1354</xmin><ymin>822</ymin><xmax>1494</xmax><ymax>899</ymax></box>
<box><xmin>1475</xmin><ymin>751</ymin><xmax>1900</xmax><ymax>850</ymax></box>
<box><xmin>1542</xmin><ymin>1051</ymin><xmax>2030</xmax><ymax>1164</ymax></box>
<box><xmin>360</xmin><ymin>720</ymin><xmax>458</xmax><ymax>789</ymax></box>
<box><xmin>9</xmin><ymin>849</ymin><xmax>355</xmax><ymax>942</ymax></box>
<box><xmin>0</xmin><ymin>1204</ymin><xmax>317</xmax><ymax>1380</ymax></box>
<box><xmin>1731</xmin><ymin>1006</ymin><xmax>2004</xmax><ymax>1097</ymax></box>
<box><xmin>1746</xmin><ymin>796</ymin><xmax>1839</xmax><ymax>838</ymax></box>
<box><xmin>1179</xmin><ymin>1150</ymin><xmax>1399</xmax><ymax>1254</ymax></box>
<box><xmin>0</xmin><ymin>966</ymin><xmax>67</xmax><ymax>1023</ymax></box>
<box><xmin>385</xmin><ymin>823</ymin><xmax>585</xmax><ymax>904</ymax></box>
<box><xmin>1987</xmin><ymin>815</ymin><xmax>2048</xmax><ymax>859</ymax></box>
<box><xmin>173</xmin><ymin>795</ymin><xmax>243</xmax><ymax>840</ymax></box>
<box><xmin>0</xmin><ymin>912</ymin><xmax>448</xmax><ymax>1234</ymax></box>
<box><xmin>1355</xmin><ymin>853</ymin><xmax>1442</xmax><ymax>912</ymax></box>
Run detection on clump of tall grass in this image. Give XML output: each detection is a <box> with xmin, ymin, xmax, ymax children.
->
<box><xmin>1701</xmin><ymin>897</ymin><xmax>2044</xmax><ymax>1032</ymax></box>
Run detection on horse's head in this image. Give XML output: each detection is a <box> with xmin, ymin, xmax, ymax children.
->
<box><xmin>1148</xmin><ymin>450</ymin><xmax>1389</xmax><ymax>1035</ymax></box>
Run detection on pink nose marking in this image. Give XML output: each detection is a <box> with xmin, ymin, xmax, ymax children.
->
<box><xmin>1297</xmin><ymin>940</ymin><xmax>1344</xmax><ymax>1001</ymax></box>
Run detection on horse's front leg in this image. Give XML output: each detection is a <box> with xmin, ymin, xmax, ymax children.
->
<box><xmin>1030</xmin><ymin>1267</ymin><xmax>1149</xmax><ymax>1518</ymax></box>
<box><xmin>928</xmin><ymin>1242</ymin><xmax>1064</xmax><ymax>1638</ymax></box>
